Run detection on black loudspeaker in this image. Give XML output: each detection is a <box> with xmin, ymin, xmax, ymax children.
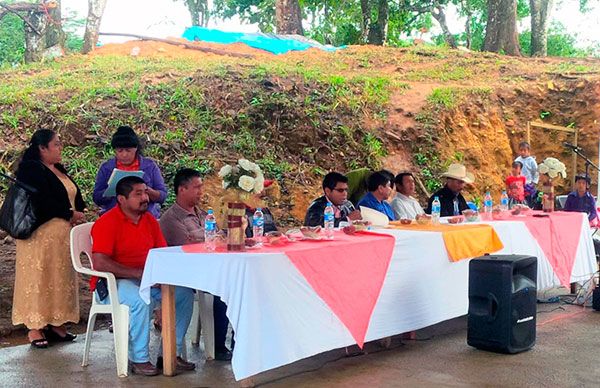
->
<box><xmin>593</xmin><ymin>287</ymin><xmax>600</xmax><ymax>311</ymax></box>
<box><xmin>467</xmin><ymin>254</ymin><xmax>537</xmax><ymax>354</ymax></box>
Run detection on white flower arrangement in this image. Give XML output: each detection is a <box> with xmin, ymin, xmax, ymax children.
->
<box><xmin>538</xmin><ymin>157</ymin><xmax>567</xmax><ymax>179</ymax></box>
<box><xmin>219</xmin><ymin>159</ymin><xmax>265</xmax><ymax>194</ymax></box>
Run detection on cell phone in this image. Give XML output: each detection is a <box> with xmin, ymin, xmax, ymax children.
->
<box><xmin>532</xmin><ymin>214</ymin><xmax>550</xmax><ymax>218</ymax></box>
<box><xmin>96</xmin><ymin>278</ymin><xmax>109</xmax><ymax>301</ymax></box>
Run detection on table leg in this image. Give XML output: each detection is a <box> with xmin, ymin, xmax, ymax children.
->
<box><xmin>161</xmin><ymin>284</ymin><xmax>177</xmax><ymax>376</ymax></box>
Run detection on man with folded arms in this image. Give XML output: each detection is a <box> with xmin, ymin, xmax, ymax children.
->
<box><xmin>91</xmin><ymin>176</ymin><xmax>195</xmax><ymax>376</ymax></box>
<box><xmin>159</xmin><ymin>168</ymin><xmax>234</xmax><ymax>361</ymax></box>
<box><xmin>305</xmin><ymin>172</ymin><xmax>362</xmax><ymax>227</ymax></box>
<box><xmin>357</xmin><ymin>171</ymin><xmax>397</xmax><ymax>221</ymax></box>
<box><xmin>391</xmin><ymin>172</ymin><xmax>425</xmax><ymax>220</ymax></box>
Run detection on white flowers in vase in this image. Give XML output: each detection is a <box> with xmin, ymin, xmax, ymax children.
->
<box><xmin>537</xmin><ymin>157</ymin><xmax>567</xmax><ymax>180</ymax></box>
<box><xmin>218</xmin><ymin>159</ymin><xmax>265</xmax><ymax>194</ymax></box>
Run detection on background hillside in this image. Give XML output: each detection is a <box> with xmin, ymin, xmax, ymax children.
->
<box><xmin>1</xmin><ymin>40</ymin><xmax>600</xmax><ymax>337</ymax></box>
<box><xmin>1</xmin><ymin>42</ymin><xmax>599</xmax><ymax>221</ymax></box>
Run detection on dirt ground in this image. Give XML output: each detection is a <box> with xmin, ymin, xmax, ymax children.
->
<box><xmin>0</xmin><ymin>237</ymin><xmax>100</xmax><ymax>346</ymax></box>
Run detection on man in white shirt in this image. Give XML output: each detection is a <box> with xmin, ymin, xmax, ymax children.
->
<box><xmin>390</xmin><ymin>172</ymin><xmax>425</xmax><ymax>220</ymax></box>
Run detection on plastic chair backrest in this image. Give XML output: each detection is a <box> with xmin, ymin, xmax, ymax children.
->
<box><xmin>70</xmin><ymin>222</ymin><xmax>94</xmax><ymax>273</ymax></box>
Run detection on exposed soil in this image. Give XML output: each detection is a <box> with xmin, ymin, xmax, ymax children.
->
<box><xmin>1</xmin><ymin>41</ymin><xmax>600</xmax><ymax>339</ymax></box>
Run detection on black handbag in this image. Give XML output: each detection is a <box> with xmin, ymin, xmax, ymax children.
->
<box><xmin>0</xmin><ymin>172</ymin><xmax>38</xmax><ymax>239</ymax></box>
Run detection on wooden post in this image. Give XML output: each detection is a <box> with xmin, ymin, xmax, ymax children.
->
<box><xmin>572</xmin><ymin>128</ymin><xmax>579</xmax><ymax>186</ymax></box>
<box><xmin>161</xmin><ymin>284</ymin><xmax>177</xmax><ymax>376</ymax></box>
<box><xmin>526</xmin><ymin>121</ymin><xmax>531</xmax><ymax>144</ymax></box>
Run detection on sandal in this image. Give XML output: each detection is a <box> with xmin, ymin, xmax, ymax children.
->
<box><xmin>28</xmin><ymin>331</ymin><xmax>48</xmax><ymax>349</ymax></box>
<box><xmin>43</xmin><ymin>327</ymin><xmax>77</xmax><ymax>343</ymax></box>
<box><xmin>30</xmin><ymin>338</ymin><xmax>49</xmax><ymax>349</ymax></box>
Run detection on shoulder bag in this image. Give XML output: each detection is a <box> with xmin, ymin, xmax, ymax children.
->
<box><xmin>0</xmin><ymin>172</ymin><xmax>38</xmax><ymax>239</ymax></box>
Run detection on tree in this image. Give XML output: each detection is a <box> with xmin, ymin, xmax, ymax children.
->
<box><xmin>360</xmin><ymin>0</ymin><xmax>389</xmax><ymax>45</ymax></box>
<box><xmin>483</xmin><ymin>0</ymin><xmax>521</xmax><ymax>56</ymax></box>
<box><xmin>529</xmin><ymin>0</ymin><xmax>553</xmax><ymax>56</ymax></box>
<box><xmin>176</xmin><ymin>0</ymin><xmax>210</xmax><ymax>27</ymax></box>
<box><xmin>82</xmin><ymin>0</ymin><xmax>107</xmax><ymax>54</ymax></box>
<box><xmin>275</xmin><ymin>0</ymin><xmax>303</xmax><ymax>34</ymax></box>
<box><xmin>213</xmin><ymin>0</ymin><xmax>276</xmax><ymax>33</ymax></box>
<box><xmin>0</xmin><ymin>1</ymin><xmax>62</xmax><ymax>62</ymax></box>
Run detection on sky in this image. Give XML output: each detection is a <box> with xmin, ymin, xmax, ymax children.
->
<box><xmin>62</xmin><ymin>0</ymin><xmax>600</xmax><ymax>47</ymax></box>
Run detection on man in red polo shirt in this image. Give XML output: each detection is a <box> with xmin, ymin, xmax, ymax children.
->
<box><xmin>91</xmin><ymin>176</ymin><xmax>194</xmax><ymax>376</ymax></box>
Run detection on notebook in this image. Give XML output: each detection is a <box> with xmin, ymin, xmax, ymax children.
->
<box><xmin>102</xmin><ymin>169</ymin><xmax>144</xmax><ymax>197</ymax></box>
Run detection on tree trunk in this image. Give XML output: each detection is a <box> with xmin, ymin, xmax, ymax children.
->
<box><xmin>24</xmin><ymin>10</ymin><xmax>48</xmax><ymax>62</ymax></box>
<box><xmin>461</xmin><ymin>0</ymin><xmax>473</xmax><ymax>49</ymax></box>
<box><xmin>275</xmin><ymin>0</ymin><xmax>303</xmax><ymax>35</ymax></box>
<box><xmin>360</xmin><ymin>0</ymin><xmax>371</xmax><ymax>43</ymax></box>
<box><xmin>483</xmin><ymin>0</ymin><xmax>521</xmax><ymax>56</ymax></box>
<box><xmin>82</xmin><ymin>0</ymin><xmax>108</xmax><ymax>54</ymax></box>
<box><xmin>431</xmin><ymin>4</ymin><xmax>457</xmax><ymax>49</ymax></box>
<box><xmin>44</xmin><ymin>0</ymin><xmax>64</xmax><ymax>49</ymax></box>
<box><xmin>366</xmin><ymin>0</ymin><xmax>388</xmax><ymax>45</ymax></box>
<box><xmin>530</xmin><ymin>0</ymin><xmax>553</xmax><ymax>56</ymax></box>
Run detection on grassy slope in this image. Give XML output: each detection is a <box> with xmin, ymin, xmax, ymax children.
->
<box><xmin>1</xmin><ymin>45</ymin><xmax>600</xmax><ymax>220</ymax></box>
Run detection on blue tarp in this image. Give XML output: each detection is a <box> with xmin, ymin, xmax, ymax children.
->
<box><xmin>182</xmin><ymin>27</ymin><xmax>341</xmax><ymax>55</ymax></box>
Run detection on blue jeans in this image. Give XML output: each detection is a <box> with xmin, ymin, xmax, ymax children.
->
<box><xmin>99</xmin><ymin>279</ymin><xmax>194</xmax><ymax>363</ymax></box>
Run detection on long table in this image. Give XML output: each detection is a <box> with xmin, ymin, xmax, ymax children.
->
<box><xmin>140</xmin><ymin>213</ymin><xmax>597</xmax><ymax>380</ymax></box>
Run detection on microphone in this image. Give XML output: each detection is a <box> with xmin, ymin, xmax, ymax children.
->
<box><xmin>563</xmin><ymin>142</ymin><xmax>582</xmax><ymax>151</ymax></box>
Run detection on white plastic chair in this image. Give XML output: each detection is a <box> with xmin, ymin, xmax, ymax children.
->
<box><xmin>557</xmin><ymin>195</ymin><xmax>568</xmax><ymax>209</ymax></box>
<box><xmin>189</xmin><ymin>291</ymin><xmax>215</xmax><ymax>359</ymax></box>
<box><xmin>70</xmin><ymin>222</ymin><xmax>130</xmax><ymax>377</ymax></box>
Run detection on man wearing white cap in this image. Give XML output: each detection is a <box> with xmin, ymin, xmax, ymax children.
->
<box><xmin>426</xmin><ymin>163</ymin><xmax>474</xmax><ymax>217</ymax></box>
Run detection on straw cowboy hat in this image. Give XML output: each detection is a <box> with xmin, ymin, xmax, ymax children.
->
<box><xmin>441</xmin><ymin>163</ymin><xmax>475</xmax><ymax>184</ymax></box>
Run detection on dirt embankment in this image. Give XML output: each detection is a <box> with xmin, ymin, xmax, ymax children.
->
<box><xmin>1</xmin><ymin>42</ymin><xmax>600</xmax><ymax>338</ymax></box>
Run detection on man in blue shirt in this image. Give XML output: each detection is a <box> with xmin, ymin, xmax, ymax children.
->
<box><xmin>357</xmin><ymin>171</ymin><xmax>396</xmax><ymax>221</ymax></box>
<box><xmin>564</xmin><ymin>174</ymin><xmax>598</xmax><ymax>223</ymax></box>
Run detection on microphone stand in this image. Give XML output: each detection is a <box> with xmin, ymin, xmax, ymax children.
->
<box><xmin>569</xmin><ymin>147</ymin><xmax>600</xmax><ymax>181</ymax></box>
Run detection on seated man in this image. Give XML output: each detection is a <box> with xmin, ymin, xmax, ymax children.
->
<box><xmin>159</xmin><ymin>168</ymin><xmax>234</xmax><ymax>361</ymax></box>
<box><xmin>357</xmin><ymin>171</ymin><xmax>396</xmax><ymax>221</ymax></box>
<box><xmin>304</xmin><ymin>172</ymin><xmax>361</xmax><ymax>227</ymax></box>
<box><xmin>426</xmin><ymin>163</ymin><xmax>474</xmax><ymax>217</ymax></box>
<box><xmin>91</xmin><ymin>176</ymin><xmax>195</xmax><ymax>376</ymax></box>
<box><xmin>564</xmin><ymin>174</ymin><xmax>598</xmax><ymax>223</ymax></box>
<box><xmin>390</xmin><ymin>172</ymin><xmax>424</xmax><ymax>220</ymax></box>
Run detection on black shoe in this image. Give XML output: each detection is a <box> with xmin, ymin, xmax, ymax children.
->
<box><xmin>129</xmin><ymin>361</ymin><xmax>160</xmax><ymax>376</ymax></box>
<box><xmin>215</xmin><ymin>348</ymin><xmax>232</xmax><ymax>361</ymax></box>
<box><xmin>156</xmin><ymin>356</ymin><xmax>196</xmax><ymax>371</ymax></box>
<box><xmin>43</xmin><ymin>327</ymin><xmax>77</xmax><ymax>343</ymax></box>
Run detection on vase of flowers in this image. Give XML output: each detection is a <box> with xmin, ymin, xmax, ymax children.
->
<box><xmin>218</xmin><ymin>159</ymin><xmax>265</xmax><ymax>251</ymax></box>
<box><xmin>537</xmin><ymin>157</ymin><xmax>567</xmax><ymax>213</ymax></box>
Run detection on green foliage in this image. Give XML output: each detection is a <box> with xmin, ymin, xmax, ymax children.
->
<box><xmin>519</xmin><ymin>22</ymin><xmax>600</xmax><ymax>58</ymax></box>
<box><xmin>427</xmin><ymin>87</ymin><xmax>459</xmax><ymax>109</ymax></box>
<box><xmin>0</xmin><ymin>14</ymin><xmax>25</xmax><ymax>66</ymax></box>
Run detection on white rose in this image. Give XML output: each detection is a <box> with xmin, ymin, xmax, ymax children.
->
<box><xmin>222</xmin><ymin>180</ymin><xmax>230</xmax><ymax>189</ymax></box>
<box><xmin>538</xmin><ymin>164</ymin><xmax>549</xmax><ymax>174</ymax></box>
<box><xmin>548</xmin><ymin>170</ymin><xmax>558</xmax><ymax>178</ymax></box>
<box><xmin>238</xmin><ymin>159</ymin><xmax>253</xmax><ymax>172</ymax></box>
<box><xmin>218</xmin><ymin>165</ymin><xmax>232</xmax><ymax>178</ymax></box>
<box><xmin>253</xmin><ymin>175</ymin><xmax>265</xmax><ymax>193</ymax></box>
<box><xmin>238</xmin><ymin>175</ymin><xmax>255</xmax><ymax>192</ymax></box>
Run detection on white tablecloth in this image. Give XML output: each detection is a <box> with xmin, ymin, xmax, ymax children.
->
<box><xmin>139</xmin><ymin>215</ymin><xmax>596</xmax><ymax>380</ymax></box>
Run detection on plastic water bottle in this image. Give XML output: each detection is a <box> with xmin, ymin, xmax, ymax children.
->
<box><xmin>324</xmin><ymin>202</ymin><xmax>334</xmax><ymax>239</ymax></box>
<box><xmin>500</xmin><ymin>190</ymin><xmax>509</xmax><ymax>211</ymax></box>
<box><xmin>252</xmin><ymin>208</ymin><xmax>264</xmax><ymax>247</ymax></box>
<box><xmin>204</xmin><ymin>209</ymin><xmax>217</xmax><ymax>251</ymax></box>
<box><xmin>431</xmin><ymin>196</ymin><xmax>441</xmax><ymax>224</ymax></box>
<box><xmin>484</xmin><ymin>192</ymin><xmax>493</xmax><ymax>215</ymax></box>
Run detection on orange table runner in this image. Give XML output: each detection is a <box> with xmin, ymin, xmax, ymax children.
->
<box><xmin>387</xmin><ymin>223</ymin><xmax>504</xmax><ymax>262</ymax></box>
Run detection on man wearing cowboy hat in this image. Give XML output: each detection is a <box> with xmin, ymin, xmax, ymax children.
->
<box><xmin>426</xmin><ymin>163</ymin><xmax>474</xmax><ymax>217</ymax></box>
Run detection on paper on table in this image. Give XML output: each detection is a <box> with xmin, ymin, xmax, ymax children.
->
<box><xmin>102</xmin><ymin>169</ymin><xmax>144</xmax><ymax>197</ymax></box>
<box><xmin>360</xmin><ymin>206</ymin><xmax>389</xmax><ymax>227</ymax></box>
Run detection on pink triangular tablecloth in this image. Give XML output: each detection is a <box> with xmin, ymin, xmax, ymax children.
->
<box><xmin>182</xmin><ymin>230</ymin><xmax>395</xmax><ymax>347</ymax></box>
